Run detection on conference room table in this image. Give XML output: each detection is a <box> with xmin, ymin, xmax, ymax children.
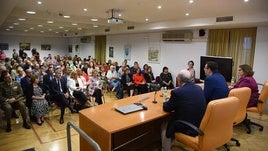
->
<box><xmin>79</xmin><ymin>90</ymin><xmax>171</xmax><ymax>151</ymax></box>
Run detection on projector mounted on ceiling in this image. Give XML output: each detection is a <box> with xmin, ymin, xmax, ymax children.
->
<box><xmin>107</xmin><ymin>9</ymin><xmax>124</xmax><ymax>24</ymax></box>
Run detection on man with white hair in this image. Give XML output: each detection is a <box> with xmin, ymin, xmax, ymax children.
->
<box><xmin>161</xmin><ymin>70</ymin><xmax>207</xmax><ymax>151</ymax></box>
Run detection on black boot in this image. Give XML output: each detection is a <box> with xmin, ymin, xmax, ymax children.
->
<box><xmin>22</xmin><ymin>120</ymin><xmax>31</xmax><ymax>129</ymax></box>
<box><xmin>59</xmin><ymin>116</ymin><xmax>64</xmax><ymax>124</ymax></box>
<box><xmin>6</xmin><ymin>123</ymin><xmax>11</xmax><ymax>132</ymax></box>
<box><xmin>59</xmin><ymin>107</ymin><xmax>65</xmax><ymax>124</ymax></box>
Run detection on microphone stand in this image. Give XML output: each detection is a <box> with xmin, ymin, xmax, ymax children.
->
<box><xmin>152</xmin><ymin>91</ymin><xmax>157</xmax><ymax>104</ymax></box>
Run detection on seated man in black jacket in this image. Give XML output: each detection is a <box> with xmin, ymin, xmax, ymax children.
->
<box><xmin>49</xmin><ymin>68</ymin><xmax>76</xmax><ymax>124</ymax></box>
<box><xmin>161</xmin><ymin>70</ymin><xmax>207</xmax><ymax>151</ymax></box>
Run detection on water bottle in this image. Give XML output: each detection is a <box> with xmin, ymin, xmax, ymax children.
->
<box><xmin>231</xmin><ymin>76</ymin><xmax>235</xmax><ymax>86</ymax></box>
<box><xmin>163</xmin><ymin>87</ymin><xmax>167</xmax><ymax>102</ymax></box>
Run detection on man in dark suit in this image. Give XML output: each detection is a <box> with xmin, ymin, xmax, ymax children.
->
<box><xmin>43</xmin><ymin>66</ymin><xmax>54</xmax><ymax>93</ymax></box>
<box><xmin>49</xmin><ymin>68</ymin><xmax>75</xmax><ymax>124</ymax></box>
<box><xmin>162</xmin><ymin>70</ymin><xmax>206</xmax><ymax>151</ymax></box>
<box><xmin>203</xmin><ymin>61</ymin><xmax>229</xmax><ymax>104</ymax></box>
<box><xmin>20</xmin><ymin>68</ymin><xmax>33</xmax><ymax>120</ymax></box>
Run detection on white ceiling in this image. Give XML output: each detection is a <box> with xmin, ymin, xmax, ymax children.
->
<box><xmin>0</xmin><ymin>0</ymin><xmax>268</xmax><ymax>37</ymax></box>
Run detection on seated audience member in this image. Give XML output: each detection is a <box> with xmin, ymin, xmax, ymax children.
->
<box><xmin>130</xmin><ymin>61</ymin><xmax>139</xmax><ymax>76</ymax></box>
<box><xmin>10</xmin><ymin>63</ymin><xmax>19</xmax><ymax>80</ymax></box>
<box><xmin>87</xmin><ymin>60</ymin><xmax>96</xmax><ymax>77</ymax></box>
<box><xmin>28</xmin><ymin>75</ymin><xmax>49</xmax><ymax>125</ymax></box>
<box><xmin>20</xmin><ymin>69</ymin><xmax>32</xmax><ymax>115</ymax></box>
<box><xmin>14</xmin><ymin>66</ymin><xmax>25</xmax><ymax>82</ymax></box>
<box><xmin>68</xmin><ymin>71</ymin><xmax>89</xmax><ymax>110</ymax></box>
<box><xmin>162</xmin><ymin>70</ymin><xmax>206</xmax><ymax>151</ymax></box>
<box><xmin>132</xmin><ymin>67</ymin><xmax>148</xmax><ymax>94</ymax></box>
<box><xmin>230</xmin><ymin>64</ymin><xmax>259</xmax><ymax>107</ymax></box>
<box><xmin>187</xmin><ymin>60</ymin><xmax>195</xmax><ymax>82</ymax></box>
<box><xmin>122</xmin><ymin>59</ymin><xmax>130</xmax><ymax>69</ymax></box>
<box><xmin>118</xmin><ymin>62</ymin><xmax>127</xmax><ymax>79</ymax></box>
<box><xmin>203</xmin><ymin>61</ymin><xmax>229</xmax><ymax>104</ymax></box>
<box><xmin>141</xmin><ymin>64</ymin><xmax>149</xmax><ymax>75</ymax></box>
<box><xmin>12</xmin><ymin>49</ymin><xmax>19</xmax><ymax>61</ymax></box>
<box><xmin>49</xmin><ymin>68</ymin><xmax>76</xmax><ymax>124</ymax></box>
<box><xmin>144</xmin><ymin>66</ymin><xmax>160</xmax><ymax>91</ymax></box>
<box><xmin>0</xmin><ymin>72</ymin><xmax>31</xmax><ymax>132</ymax></box>
<box><xmin>106</xmin><ymin>65</ymin><xmax>120</xmax><ymax>92</ymax></box>
<box><xmin>88</xmin><ymin>69</ymin><xmax>103</xmax><ymax>105</ymax></box>
<box><xmin>160</xmin><ymin>66</ymin><xmax>174</xmax><ymax>89</ymax></box>
<box><xmin>43</xmin><ymin>66</ymin><xmax>54</xmax><ymax>93</ymax></box>
<box><xmin>121</xmin><ymin>68</ymin><xmax>135</xmax><ymax>96</ymax></box>
<box><xmin>77</xmin><ymin>68</ymin><xmax>89</xmax><ymax>86</ymax></box>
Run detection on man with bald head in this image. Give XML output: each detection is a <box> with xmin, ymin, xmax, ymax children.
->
<box><xmin>162</xmin><ymin>70</ymin><xmax>207</xmax><ymax>151</ymax></box>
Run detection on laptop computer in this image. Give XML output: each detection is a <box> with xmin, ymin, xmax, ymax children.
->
<box><xmin>115</xmin><ymin>104</ymin><xmax>145</xmax><ymax>114</ymax></box>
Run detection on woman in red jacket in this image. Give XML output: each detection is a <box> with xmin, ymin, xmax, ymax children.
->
<box><xmin>132</xmin><ymin>67</ymin><xmax>148</xmax><ymax>94</ymax></box>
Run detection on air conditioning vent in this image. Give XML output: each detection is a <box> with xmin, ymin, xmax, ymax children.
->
<box><xmin>216</xmin><ymin>16</ymin><xmax>233</xmax><ymax>22</ymax></box>
<box><xmin>127</xmin><ymin>26</ymin><xmax>135</xmax><ymax>30</ymax></box>
<box><xmin>162</xmin><ymin>31</ymin><xmax>193</xmax><ymax>42</ymax></box>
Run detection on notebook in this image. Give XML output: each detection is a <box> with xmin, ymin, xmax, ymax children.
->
<box><xmin>115</xmin><ymin>104</ymin><xmax>145</xmax><ymax>114</ymax></box>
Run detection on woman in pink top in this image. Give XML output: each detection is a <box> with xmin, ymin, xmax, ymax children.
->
<box><xmin>232</xmin><ymin>64</ymin><xmax>259</xmax><ymax>107</ymax></box>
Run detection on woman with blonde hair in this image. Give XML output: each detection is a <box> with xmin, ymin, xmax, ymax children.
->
<box><xmin>87</xmin><ymin>69</ymin><xmax>103</xmax><ymax>105</ymax></box>
<box><xmin>69</xmin><ymin>71</ymin><xmax>89</xmax><ymax>110</ymax></box>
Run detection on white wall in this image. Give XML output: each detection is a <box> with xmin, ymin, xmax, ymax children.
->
<box><xmin>106</xmin><ymin>32</ymin><xmax>207</xmax><ymax>84</ymax></box>
<box><xmin>0</xmin><ymin>35</ymin><xmax>68</xmax><ymax>58</ymax></box>
<box><xmin>0</xmin><ymin>35</ymin><xmax>95</xmax><ymax>60</ymax></box>
<box><xmin>67</xmin><ymin>37</ymin><xmax>95</xmax><ymax>59</ymax></box>
<box><xmin>253</xmin><ymin>26</ymin><xmax>268</xmax><ymax>84</ymax></box>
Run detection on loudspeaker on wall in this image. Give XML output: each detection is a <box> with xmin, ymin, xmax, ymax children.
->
<box><xmin>199</xmin><ymin>29</ymin><xmax>206</xmax><ymax>37</ymax></box>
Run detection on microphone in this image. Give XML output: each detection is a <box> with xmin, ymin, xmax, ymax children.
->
<box><xmin>152</xmin><ymin>91</ymin><xmax>157</xmax><ymax>104</ymax></box>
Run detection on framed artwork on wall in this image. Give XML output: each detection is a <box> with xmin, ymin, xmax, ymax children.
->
<box><xmin>109</xmin><ymin>46</ymin><xmax>114</xmax><ymax>58</ymax></box>
<box><xmin>0</xmin><ymin>43</ymin><xmax>9</xmax><ymax>50</ymax></box>
<box><xmin>148</xmin><ymin>47</ymin><xmax>160</xmax><ymax>63</ymax></box>
<box><xmin>68</xmin><ymin>45</ymin><xmax>72</xmax><ymax>53</ymax></box>
<box><xmin>19</xmin><ymin>42</ymin><xmax>31</xmax><ymax>50</ymax></box>
<box><xmin>41</xmin><ymin>44</ymin><xmax>51</xmax><ymax>50</ymax></box>
<box><xmin>124</xmin><ymin>45</ymin><xmax>131</xmax><ymax>60</ymax></box>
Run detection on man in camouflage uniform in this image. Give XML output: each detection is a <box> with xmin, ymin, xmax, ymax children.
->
<box><xmin>0</xmin><ymin>71</ymin><xmax>31</xmax><ymax>132</ymax></box>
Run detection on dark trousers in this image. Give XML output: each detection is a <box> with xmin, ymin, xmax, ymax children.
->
<box><xmin>51</xmin><ymin>94</ymin><xmax>71</xmax><ymax>118</ymax></box>
<box><xmin>137</xmin><ymin>84</ymin><xmax>148</xmax><ymax>94</ymax></box>
<box><xmin>93</xmin><ymin>89</ymin><xmax>103</xmax><ymax>104</ymax></box>
<box><xmin>73</xmin><ymin>91</ymin><xmax>88</xmax><ymax>105</ymax></box>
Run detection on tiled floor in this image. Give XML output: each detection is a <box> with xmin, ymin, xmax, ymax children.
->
<box><xmin>0</xmin><ymin>93</ymin><xmax>268</xmax><ymax>151</ymax></box>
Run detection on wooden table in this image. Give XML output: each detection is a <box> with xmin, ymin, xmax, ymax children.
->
<box><xmin>79</xmin><ymin>91</ymin><xmax>170</xmax><ymax>151</ymax></box>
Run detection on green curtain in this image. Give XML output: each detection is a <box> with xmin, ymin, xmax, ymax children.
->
<box><xmin>207</xmin><ymin>27</ymin><xmax>257</xmax><ymax>80</ymax></box>
<box><xmin>95</xmin><ymin>35</ymin><xmax>106</xmax><ymax>64</ymax></box>
<box><xmin>208</xmin><ymin>29</ymin><xmax>230</xmax><ymax>56</ymax></box>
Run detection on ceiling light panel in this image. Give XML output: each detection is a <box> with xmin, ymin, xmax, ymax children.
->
<box><xmin>47</xmin><ymin>21</ymin><xmax>54</xmax><ymax>24</ymax></box>
<box><xmin>18</xmin><ymin>18</ymin><xmax>26</xmax><ymax>21</ymax></box>
<box><xmin>91</xmin><ymin>18</ymin><xmax>98</xmax><ymax>22</ymax></box>
<box><xmin>26</xmin><ymin>11</ymin><xmax>36</xmax><ymax>14</ymax></box>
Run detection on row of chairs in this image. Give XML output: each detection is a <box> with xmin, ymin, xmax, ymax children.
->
<box><xmin>174</xmin><ymin>81</ymin><xmax>268</xmax><ymax>151</ymax></box>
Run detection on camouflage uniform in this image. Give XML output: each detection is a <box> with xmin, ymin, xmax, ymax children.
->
<box><xmin>0</xmin><ymin>81</ymin><xmax>28</xmax><ymax>124</ymax></box>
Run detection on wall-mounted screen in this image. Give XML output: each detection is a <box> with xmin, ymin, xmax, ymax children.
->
<box><xmin>200</xmin><ymin>56</ymin><xmax>233</xmax><ymax>82</ymax></box>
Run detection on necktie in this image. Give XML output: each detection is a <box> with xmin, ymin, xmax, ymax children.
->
<box><xmin>58</xmin><ymin>79</ymin><xmax>63</xmax><ymax>92</ymax></box>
